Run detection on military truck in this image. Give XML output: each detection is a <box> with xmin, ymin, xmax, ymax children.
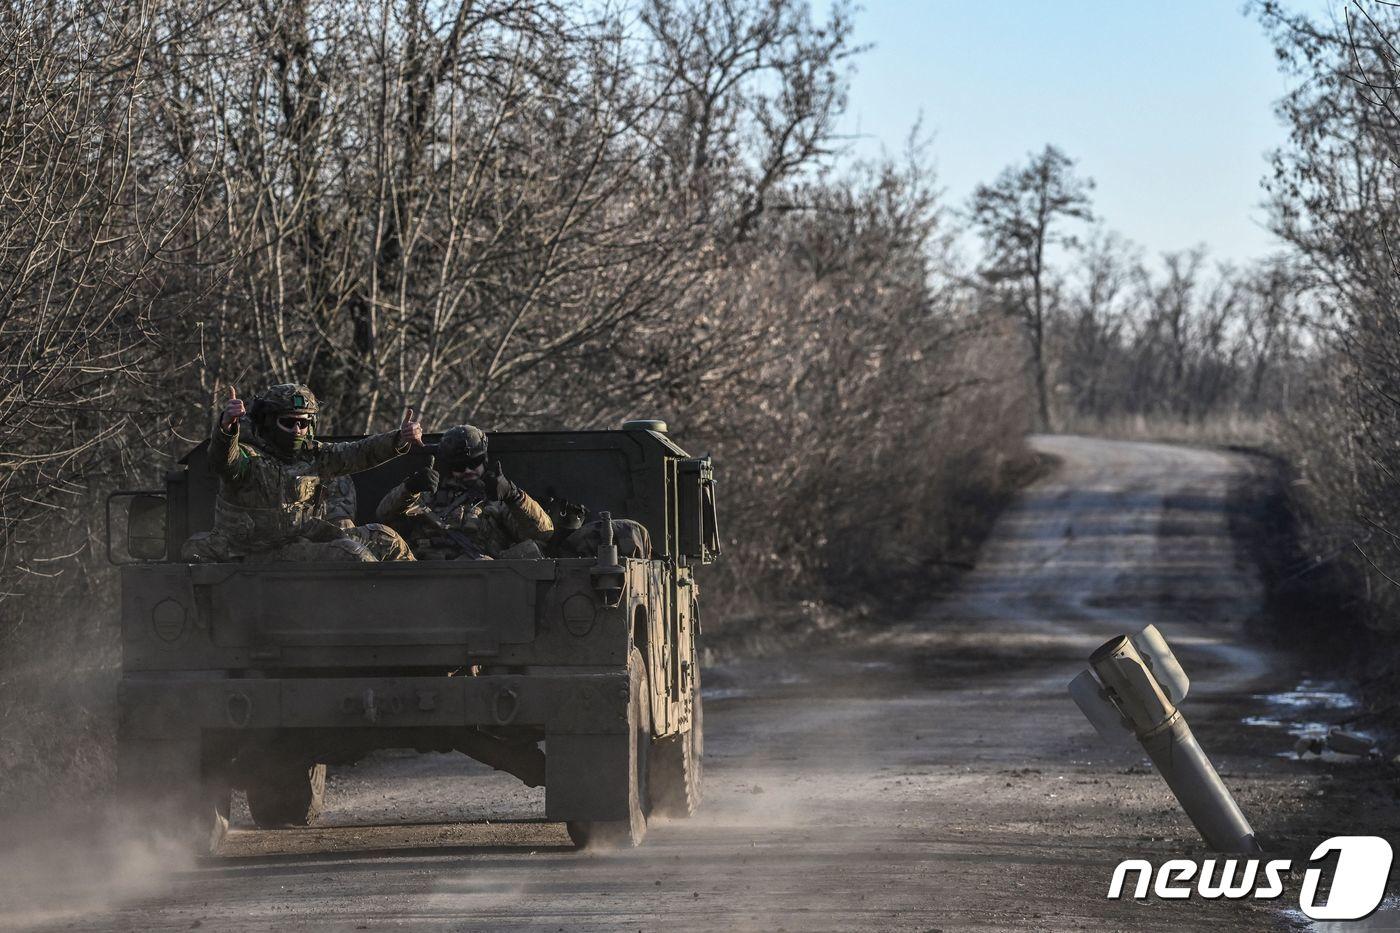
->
<box><xmin>107</xmin><ymin>421</ymin><xmax>719</xmax><ymax>852</ymax></box>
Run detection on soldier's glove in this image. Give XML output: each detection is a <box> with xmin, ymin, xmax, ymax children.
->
<box><xmin>483</xmin><ymin>460</ymin><xmax>524</xmax><ymax>505</ymax></box>
<box><xmin>559</xmin><ymin>500</ymin><xmax>587</xmax><ymax>530</ymax></box>
<box><xmin>304</xmin><ymin>518</ymin><xmax>349</xmax><ymax>542</ymax></box>
<box><xmin>405</xmin><ymin>456</ymin><xmax>439</xmax><ymax>495</ymax></box>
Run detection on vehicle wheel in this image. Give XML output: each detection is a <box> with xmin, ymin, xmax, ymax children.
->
<box><xmin>649</xmin><ymin>665</ymin><xmax>702</xmax><ymax>817</ymax></box>
<box><xmin>246</xmin><ymin>761</ymin><xmax>326</xmax><ymax>828</ymax></box>
<box><xmin>567</xmin><ymin>646</ymin><xmax>650</xmax><ymax>849</ymax></box>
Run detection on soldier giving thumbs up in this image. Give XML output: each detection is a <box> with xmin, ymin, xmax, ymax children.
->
<box><xmin>220</xmin><ymin>387</ymin><xmax>246</xmax><ymax>433</ymax></box>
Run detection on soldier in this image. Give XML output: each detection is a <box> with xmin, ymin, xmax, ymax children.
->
<box><xmin>181</xmin><ymin>383</ymin><xmax>419</xmax><ymax>563</ymax></box>
<box><xmin>376</xmin><ymin>424</ymin><xmax>553</xmax><ymax>559</ymax></box>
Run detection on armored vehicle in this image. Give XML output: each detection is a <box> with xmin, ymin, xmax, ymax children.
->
<box><xmin>108</xmin><ymin>421</ymin><xmax>718</xmax><ymax>851</ymax></box>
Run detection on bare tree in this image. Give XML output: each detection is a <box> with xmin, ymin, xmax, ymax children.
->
<box><xmin>0</xmin><ymin>1</ymin><xmax>206</xmax><ymax>613</ymax></box>
<box><xmin>0</xmin><ymin>0</ymin><xmax>1034</xmax><ymax>809</ymax></box>
<box><xmin>1052</xmin><ymin>229</ymin><xmax>1138</xmax><ymax>419</ymax></box>
<box><xmin>971</xmin><ymin>144</ymin><xmax>1094</xmax><ymax>430</ymax></box>
<box><xmin>1255</xmin><ymin>0</ymin><xmax>1400</xmax><ymax>621</ymax></box>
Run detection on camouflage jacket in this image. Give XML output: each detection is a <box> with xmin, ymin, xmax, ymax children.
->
<box><xmin>203</xmin><ymin>420</ymin><xmax>407</xmax><ymax>555</ymax></box>
<box><xmin>319</xmin><ymin>475</ymin><xmax>358</xmax><ymax>528</ymax></box>
<box><xmin>376</xmin><ymin>477</ymin><xmax>553</xmax><ymax>559</ymax></box>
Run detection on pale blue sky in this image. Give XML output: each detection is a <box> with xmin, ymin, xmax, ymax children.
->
<box><xmin>826</xmin><ymin>0</ymin><xmax>1334</xmax><ymax>267</ymax></box>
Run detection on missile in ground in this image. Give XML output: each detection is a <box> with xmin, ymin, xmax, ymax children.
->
<box><xmin>1069</xmin><ymin>624</ymin><xmax>1261</xmax><ymax>853</ymax></box>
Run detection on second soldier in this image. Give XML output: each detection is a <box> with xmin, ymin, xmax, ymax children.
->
<box><xmin>377</xmin><ymin>425</ymin><xmax>553</xmax><ymax>559</ymax></box>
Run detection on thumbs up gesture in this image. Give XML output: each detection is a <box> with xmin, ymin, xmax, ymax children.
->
<box><xmin>220</xmin><ymin>387</ymin><xmax>245</xmax><ymax>433</ymax></box>
<box><xmin>399</xmin><ymin>407</ymin><xmax>425</xmax><ymax>449</ymax></box>
<box><xmin>483</xmin><ymin>459</ymin><xmax>522</xmax><ymax>504</ymax></box>
<box><xmin>405</xmin><ymin>455</ymin><xmax>439</xmax><ymax>495</ymax></box>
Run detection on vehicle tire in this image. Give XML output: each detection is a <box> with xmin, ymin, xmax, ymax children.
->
<box><xmin>567</xmin><ymin>646</ymin><xmax>650</xmax><ymax>849</ymax></box>
<box><xmin>649</xmin><ymin>665</ymin><xmax>703</xmax><ymax>818</ymax></box>
<box><xmin>246</xmin><ymin>761</ymin><xmax>326</xmax><ymax>828</ymax></box>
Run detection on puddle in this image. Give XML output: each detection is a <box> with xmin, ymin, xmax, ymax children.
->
<box><xmin>702</xmin><ymin>670</ymin><xmax>807</xmax><ymax>703</ymax></box>
<box><xmin>702</xmin><ymin>686</ymin><xmax>752</xmax><ymax>702</ymax></box>
<box><xmin>853</xmin><ymin>660</ymin><xmax>897</xmax><ymax>672</ymax></box>
<box><xmin>1271</xmin><ymin>748</ymin><xmax>1375</xmax><ymax>762</ymax></box>
<box><xmin>1256</xmin><ymin>682</ymin><xmax>1359</xmax><ymax>711</ymax></box>
<box><xmin>1244</xmin><ymin>716</ymin><xmax>1350</xmax><ymax>738</ymax></box>
<box><xmin>1242</xmin><ymin>680</ymin><xmax>1369</xmax><ymax>760</ymax></box>
<box><xmin>1284</xmin><ymin>893</ymin><xmax>1400</xmax><ymax>931</ymax></box>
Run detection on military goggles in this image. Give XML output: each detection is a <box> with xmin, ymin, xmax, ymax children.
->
<box><xmin>276</xmin><ymin>415</ymin><xmax>315</xmax><ymax>432</ymax></box>
<box><xmin>443</xmin><ymin>453</ymin><xmax>487</xmax><ymax>472</ymax></box>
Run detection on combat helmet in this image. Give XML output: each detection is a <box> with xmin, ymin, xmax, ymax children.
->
<box><xmin>250</xmin><ymin>383</ymin><xmax>319</xmax><ymax>457</ymax></box>
<box><xmin>437</xmin><ymin>425</ymin><xmax>488</xmax><ymax>470</ymax></box>
<box><xmin>252</xmin><ymin>383</ymin><xmax>319</xmax><ymax>419</ymax></box>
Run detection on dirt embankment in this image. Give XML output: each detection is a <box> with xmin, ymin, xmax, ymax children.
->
<box><xmin>1226</xmin><ymin>448</ymin><xmax>1400</xmax><ymax>721</ymax></box>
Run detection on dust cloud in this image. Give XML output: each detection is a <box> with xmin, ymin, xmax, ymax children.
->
<box><xmin>0</xmin><ymin>806</ymin><xmax>193</xmax><ymax>931</ymax></box>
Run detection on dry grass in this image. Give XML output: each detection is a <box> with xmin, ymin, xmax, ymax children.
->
<box><xmin>1053</xmin><ymin>411</ymin><xmax>1286</xmax><ymax>452</ymax></box>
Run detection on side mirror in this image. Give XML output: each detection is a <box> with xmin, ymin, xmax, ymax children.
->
<box><xmin>701</xmin><ymin>476</ymin><xmax>720</xmax><ymax>561</ymax></box>
<box><xmin>106</xmin><ymin>491</ymin><xmax>168</xmax><ymax>563</ymax></box>
<box><xmin>678</xmin><ymin>457</ymin><xmax>720</xmax><ymax>563</ymax></box>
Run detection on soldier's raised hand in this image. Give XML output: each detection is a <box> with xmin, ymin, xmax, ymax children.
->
<box><xmin>220</xmin><ymin>386</ymin><xmax>245</xmax><ymax>433</ymax></box>
<box><xmin>483</xmin><ymin>460</ymin><xmax>522</xmax><ymax>504</ymax></box>
<box><xmin>399</xmin><ymin>407</ymin><xmax>425</xmax><ymax>449</ymax></box>
<box><xmin>405</xmin><ymin>455</ymin><xmax>439</xmax><ymax>495</ymax></box>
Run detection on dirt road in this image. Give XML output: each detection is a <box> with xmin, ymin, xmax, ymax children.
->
<box><xmin>10</xmin><ymin>435</ymin><xmax>1398</xmax><ymax>931</ymax></box>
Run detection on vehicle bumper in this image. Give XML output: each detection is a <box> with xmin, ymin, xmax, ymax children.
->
<box><xmin>118</xmin><ymin>672</ymin><xmax>634</xmax><ymax>822</ymax></box>
<box><xmin>118</xmin><ymin>672</ymin><xmax>629</xmax><ymax>736</ymax></box>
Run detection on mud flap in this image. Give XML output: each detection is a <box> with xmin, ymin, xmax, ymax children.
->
<box><xmin>544</xmin><ymin>732</ymin><xmax>631</xmax><ymax>821</ymax></box>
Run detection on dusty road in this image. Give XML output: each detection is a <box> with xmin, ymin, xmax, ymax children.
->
<box><xmin>8</xmin><ymin>435</ymin><xmax>1398</xmax><ymax>932</ymax></box>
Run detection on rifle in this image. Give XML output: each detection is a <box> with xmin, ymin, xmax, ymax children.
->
<box><xmin>406</xmin><ymin>501</ymin><xmax>489</xmax><ymax>559</ymax></box>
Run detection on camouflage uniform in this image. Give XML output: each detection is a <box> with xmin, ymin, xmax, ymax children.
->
<box><xmin>377</xmin><ymin>479</ymin><xmax>553</xmax><ymax>559</ymax></box>
<box><xmin>376</xmin><ymin>425</ymin><xmax>553</xmax><ymax>559</ymax></box>
<box><xmin>313</xmin><ymin>471</ymin><xmax>414</xmax><ymax>560</ymax></box>
<box><xmin>181</xmin><ymin>385</ymin><xmax>414</xmax><ymax>563</ymax></box>
<box><xmin>319</xmin><ymin>475</ymin><xmax>358</xmax><ymax>529</ymax></box>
